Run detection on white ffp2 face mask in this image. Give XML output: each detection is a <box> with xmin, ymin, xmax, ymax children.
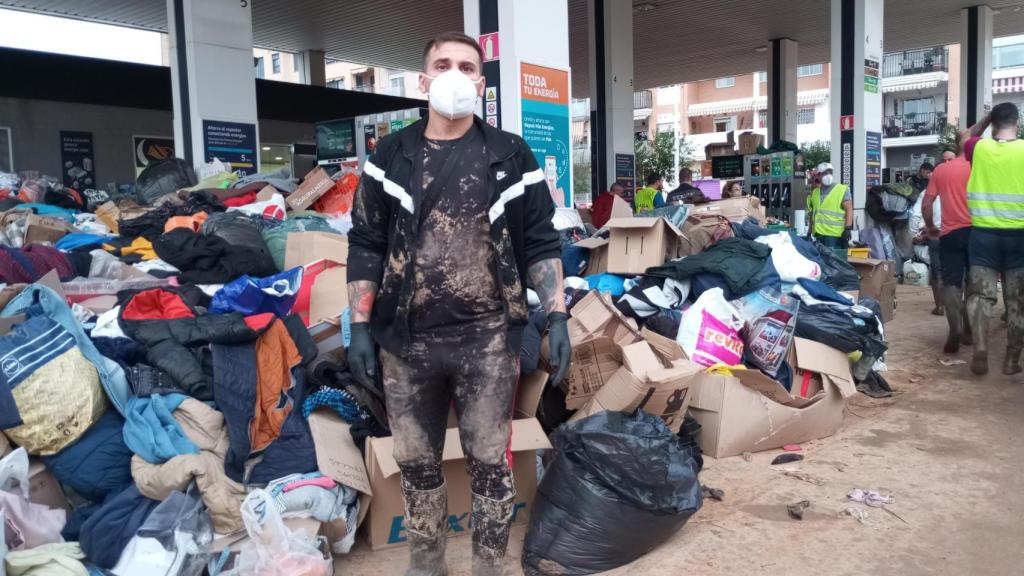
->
<box><xmin>425</xmin><ymin>70</ymin><xmax>482</xmax><ymax>120</ymax></box>
<box><xmin>821</xmin><ymin>174</ymin><xmax>835</xmax><ymax>187</ymax></box>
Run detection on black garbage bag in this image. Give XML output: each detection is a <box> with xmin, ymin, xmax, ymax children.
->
<box><xmin>857</xmin><ymin>370</ymin><xmax>893</xmax><ymax>398</ymax></box>
<box><xmin>794</xmin><ymin>302</ymin><xmax>887</xmax><ymax>361</ymax></box>
<box><xmin>814</xmin><ymin>239</ymin><xmax>861</xmax><ymax>291</ymax></box>
<box><xmin>136</xmin><ymin>158</ymin><xmax>197</xmax><ymax>205</ymax></box>
<box><xmin>522</xmin><ymin>411</ymin><xmax>702</xmax><ymax>576</ymax></box>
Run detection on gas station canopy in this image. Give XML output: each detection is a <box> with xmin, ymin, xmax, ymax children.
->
<box><xmin>5</xmin><ymin>0</ymin><xmax>1024</xmax><ymax>95</ymax></box>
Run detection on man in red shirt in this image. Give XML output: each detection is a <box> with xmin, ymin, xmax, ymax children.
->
<box><xmin>922</xmin><ymin>149</ymin><xmax>973</xmax><ymax>353</ymax></box>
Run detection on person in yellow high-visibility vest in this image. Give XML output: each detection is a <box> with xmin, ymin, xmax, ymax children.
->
<box><xmin>806</xmin><ymin>163</ymin><xmax>854</xmax><ymax>249</ymax></box>
<box><xmin>961</xmin><ymin>102</ymin><xmax>1024</xmax><ymax>376</ymax></box>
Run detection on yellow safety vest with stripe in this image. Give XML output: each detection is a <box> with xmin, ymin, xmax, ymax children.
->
<box><xmin>966</xmin><ymin>138</ymin><xmax>1024</xmax><ymax>229</ymax></box>
<box><xmin>634</xmin><ymin>186</ymin><xmax>659</xmax><ymax>212</ymax></box>
<box><xmin>807</xmin><ymin>184</ymin><xmax>848</xmax><ymax>238</ymax></box>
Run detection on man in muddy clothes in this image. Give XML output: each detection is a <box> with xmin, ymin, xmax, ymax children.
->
<box><xmin>346</xmin><ymin>32</ymin><xmax>572</xmax><ymax>576</ymax></box>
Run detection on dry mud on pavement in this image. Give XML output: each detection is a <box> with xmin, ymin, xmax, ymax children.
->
<box><xmin>338</xmin><ymin>285</ymin><xmax>1024</xmax><ymax>576</ymax></box>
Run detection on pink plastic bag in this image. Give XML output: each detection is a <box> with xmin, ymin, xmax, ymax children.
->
<box><xmin>676</xmin><ymin>288</ymin><xmax>744</xmax><ymax>367</ymax></box>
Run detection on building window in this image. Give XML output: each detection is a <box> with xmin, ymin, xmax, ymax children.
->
<box><xmin>271</xmin><ymin>52</ymin><xmax>281</xmax><ymax>74</ymax></box>
<box><xmin>715</xmin><ymin>76</ymin><xmax>736</xmax><ymax>89</ymax></box>
<box><xmin>797</xmin><ymin>63</ymin><xmax>824</xmax><ymax>77</ymax></box>
<box><xmin>293</xmin><ymin>54</ymin><xmax>300</xmax><ymax>71</ymax></box>
<box><xmin>657</xmin><ymin>122</ymin><xmax>675</xmax><ymax>136</ymax></box>
<box><xmin>389</xmin><ymin>74</ymin><xmax>405</xmax><ymax>97</ymax></box>
<box><xmin>797</xmin><ymin>107</ymin><xmax>816</xmax><ymax>125</ymax></box>
<box><xmin>902</xmin><ymin>97</ymin><xmax>935</xmax><ymax>116</ymax></box>
<box><xmin>756</xmin><ymin>71</ymin><xmax>767</xmax><ymax>83</ymax></box>
<box><xmin>993</xmin><ymin>43</ymin><xmax>1024</xmax><ymax>69</ymax></box>
<box><xmin>757</xmin><ymin>110</ymin><xmax>767</xmax><ymax>128</ymax></box>
<box><xmin>713</xmin><ymin>116</ymin><xmax>736</xmax><ymax>133</ymax></box>
<box><xmin>254</xmin><ymin>57</ymin><xmax>265</xmax><ymax>79</ymax></box>
<box><xmin>326</xmin><ymin>79</ymin><xmax>344</xmax><ymax>89</ymax></box>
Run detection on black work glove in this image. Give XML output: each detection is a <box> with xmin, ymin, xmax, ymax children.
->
<box><xmin>546</xmin><ymin>312</ymin><xmax>572</xmax><ymax>386</ymax></box>
<box><xmin>348</xmin><ymin>323</ymin><xmax>379</xmax><ymax>390</ymax></box>
<box><xmin>842</xmin><ymin>226</ymin><xmax>853</xmax><ymax>244</ymax></box>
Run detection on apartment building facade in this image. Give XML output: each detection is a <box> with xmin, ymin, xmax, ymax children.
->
<box><xmin>252</xmin><ymin>48</ymin><xmax>423</xmax><ymax>99</ymax></box>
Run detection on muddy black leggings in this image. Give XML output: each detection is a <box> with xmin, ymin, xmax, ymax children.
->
<box><xmin>380</xmin><ymin>320</ymin><xmax>517</xmax><ymax>500</ymax></box>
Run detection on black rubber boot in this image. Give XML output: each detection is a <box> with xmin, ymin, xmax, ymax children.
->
<box><xmin>942</xmin><ymin>286</ymin><xmax>965</xmax><ymax>354</ymax></box>
<box><xmin>403</xmin><ymin>483</ymin><xmax>449</xmax><ymax>576</ymax></box>
<box><xmin>470</xmin><ymin>492</ymin><xmax>515</xmax><ymax>576</ymax></box>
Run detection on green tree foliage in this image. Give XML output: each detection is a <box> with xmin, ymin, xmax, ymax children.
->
<box><xmin>635</xmin><ymin>131</ymin><xmax>697</xmax><ymax>183</ymax></box>
<box><xmin>800</xmin><ymin>140</ymin><xmax>831</xmax><ymax>169</ymax></box>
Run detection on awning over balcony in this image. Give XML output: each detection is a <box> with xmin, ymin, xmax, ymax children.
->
<box><xmin>687</xmin><ymin>89</ymin><xmax>829</xmax><ymax>117</ymax></box>
<box><xmin>994</xmin><ymin>75</ymin><xmax>1024</xmax><ymax>94</ymax></box>
<box><xmin>880</xmin><ymin>71</ymin><xmax>947</xmax><ymax>93</ymax></box>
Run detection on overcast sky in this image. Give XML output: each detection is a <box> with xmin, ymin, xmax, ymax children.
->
<box><xmin>0</xmin><ymin>8</ymin><xmax>163</xmax><ymax>65</ymax></box>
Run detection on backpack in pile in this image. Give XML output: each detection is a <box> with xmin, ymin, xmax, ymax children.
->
<box><xmin>136</xmin><ymin>158</ymin><xmax>198</xmax><ymax>205</ymax></box>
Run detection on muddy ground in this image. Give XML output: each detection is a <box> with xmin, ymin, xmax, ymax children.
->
<box><xmin>339</xmin><ymin>285</ymin><xmax>1024</xmax><ymax>575</ymax></box>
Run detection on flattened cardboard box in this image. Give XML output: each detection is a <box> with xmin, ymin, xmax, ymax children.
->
<box><xmin>569</xmin><ymin>341</ymin><xmax>701</xmax><ymax>433</ymax></box>
<box><xmin>363</xmin><ymin>418</ymin><xmax>551</xmax><ymax>550</ymax></box>
<box><xmin>285</xmin><ymin>232</ymin><xmax>349</xmax><ymax>270</ymax></box>
<box><xmin>573</xmin><ymin>237</ymin><xmax>609</xmax><ymax>275</ymax></box>
<box><xmin>688</xmin><ymin>196</ymin><xmax>766</xmax><ymax>225</ymax></box>
<box><xmin>688</xmin><ymin>338</ymin><xmax>856</xmax><ymax>458</ymax></box>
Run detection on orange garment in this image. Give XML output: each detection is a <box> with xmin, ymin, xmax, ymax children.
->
<box><xmin>249</xmin><ymin>320</ymin><xmax>302</xmax><ymax>452</ymax></box>
<box><xmin>164</xmin><ymin>212</ymin><xmax>208</xmax><ymax>233</ymax></box>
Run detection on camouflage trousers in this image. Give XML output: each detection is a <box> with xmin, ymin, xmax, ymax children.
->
<box><xmin>966</xmin><ymin>266</ymin><xmax>1024</xmax><ymax>368</ymax></box>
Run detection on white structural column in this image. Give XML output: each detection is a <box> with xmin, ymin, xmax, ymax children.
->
<box><xmin>830</xmin><ymin>0</ymin><xmax>884</xmax><ymax>225</ymax></box>
<box><xmin>298</xmin><ymin>49</ymin><xmax>327</xmax><ymax>87</ymax></box>
<box><xmin>586</xmin><ymin>0</ymin><xmax>634</xmax><ymax>199</ymax></box>
<box><xmin>464</xmin><ymin>0</ymin><xmax>573</xmax><ymax>206</ymax></box>
<box><xmin>167</xmin><ymin>0</ymin><xmax>260</xmax><ymax>174</ymax></box>
<box><xmin>960</xmin><ymin>5</ymin><xmax>994</xmax><ymax>127</ymax></box>
<box><xmin>767</xmin><ymin>38</ymin><xmax>799</xmax><ymax>146</ymax></box>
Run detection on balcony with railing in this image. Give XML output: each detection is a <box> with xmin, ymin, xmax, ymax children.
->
<box><xmin>634</xmin><ymin>90</ymin><xmax>652</xmax><ymax>110</ymax></box>
<box><xmin>883</xmin><ymin>111</ymin><xmax>946</xmax><ymax>143</ymax></box>
<box><xmin>883</xmin><ymin>47</ymin><xmax>949</xmax><ymax>77</ymax></box>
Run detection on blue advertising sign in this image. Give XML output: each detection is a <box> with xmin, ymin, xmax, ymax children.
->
<box><xmin>202</xmin><ymin>119</ymin><xmax>257</xmax><ymax>175</ymax></box>
<box><xmin>520</xmin><ymin>62</ymin><xmax>571</xmax><ymax>207</ymax></box>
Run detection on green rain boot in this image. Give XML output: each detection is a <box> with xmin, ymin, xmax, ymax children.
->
<box><xmin>967</xmin><ymin>267</ymin><xmax>999</xmax><ymax>376</ymax></box>
<box><xmin>942</xmin><ymin>286</ymin><xmax>966</xmax><ymax>354</ymax></box>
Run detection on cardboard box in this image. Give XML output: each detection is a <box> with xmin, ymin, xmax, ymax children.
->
<box><xmin>28</xmin><ymin>459</ymin><xmax>71</xmax><ymax>512</ymax></box>
<box><xmin>569</xmin><ymin>341</ymin><xmax>701</xmax><ymax>432</ymax></box>
<box><xmin>363</xmin><ymin>418</ymin><xmax>551</xmax><ymax>550</ymax></box>
<box><xmin>23</xmin><ymin>214</ymin><xmax>75</xmax><ymax>245</ymax></box>
<box><xmin>604</xmin><ymin>217</ymin><xmax>686</xmax><ymax>275</ymax></box>
<box><xmin>688</xmin><ymin>196</ymin><xmax>766</xmax><ymax>225</ymax></box>
<box><xmin>309</xmin><ymin>266</ymin><xmax>348</xmax><ymax>326</ymax></box>
<box><xmin>688</xmin><ymin>338</ymin><xmax>857</xmax><ymax>458</ymax></box>
<box><xmin>574</xmin><ymin>237</ymin><xmax>609</xmax><ymax>275</ymax></box>
<box><xmin>287</xmin><ymin>167</ymin><xmax>336</xmax><ymax>211</ymax></box>
<box><xmin>95</xmin><ymin>202</ymin><xmax>121</xmax><ymax>233</ymax></box>
<box><xmin>285</xmin><ymin>232</ymin><xmax>349</xmax><ymax>270</ymax></box>
<box><xmin>560</xmin><ymin>290</ymin><xmax>641</xmax><ymax>348</ymax></box>
<box><xmin>515</xmin><ymin>370</ymin><xmax>548</xmax><ymax>419</ymax></box>
<box><xmin>848</xmin><ymin>257</ymin><xmax>896</xmax><ymax>323</ymax></box>
<box><xmin>561</xmin><ymin>337</ymin><xmax>623</xmax><ymax>410</ymax></box>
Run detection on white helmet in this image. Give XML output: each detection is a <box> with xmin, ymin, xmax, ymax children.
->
<box><xmin>816</xmin><ymin>162</ymin><xmax>834</xmax><ymax>173</ymax></box>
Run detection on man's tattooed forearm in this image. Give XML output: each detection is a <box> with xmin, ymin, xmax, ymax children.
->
<box><xmin>527</xmin><ymin>258</ymin><xmax>566</xmax><ymax>314</ymax></box>
<box><xmin>348</xmin><ymin>281</ymin><xmax>379</xmax><ymax>323</ymax></box>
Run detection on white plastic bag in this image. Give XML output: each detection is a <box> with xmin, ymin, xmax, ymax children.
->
<box><xmin>196</xmin><ymin>159</ymin><xmax>229</xmax><ymax>181</ymax></box>
<box><xmin>676</xmin><ymin>288</ymin><xmax>745</xmax><ymax>368</ymax></box>
<box><xmin>903</xmin><ymin>260</ymin><xmax>930</xmax><ymax>286</ymax></box>
<box><xmin>223</xmin><ymin>490</ymin><xmax>331</xmax><ymax>576</ymax></box>
<box><xmin>755</xmin><ymin>233</ymin><xmax>821</xmax><ymax>283</ymax></box>
<box><xmin>227</xmin><ymin>192</ymin><xmax>287</xmax><ymax>220</ymax></box>
<box><xmin>0</xmin><ymin>447</ymin><xmax>30</xmax><ymax>498</ymax></box>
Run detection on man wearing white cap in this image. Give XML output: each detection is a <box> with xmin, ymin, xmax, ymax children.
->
<box><xmin>806</xmin><ymin>162</ymin><xmax>854</xmax><ymax>248</ymax></box>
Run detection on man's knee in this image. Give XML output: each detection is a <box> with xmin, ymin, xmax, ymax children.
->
<box><xmin>400</xmin><ymin>460</ymin><xmax>445</xmax><ymax>491</ymax></box>
<box><xmin>466</xmin><ymin>458</ymin><xmax>513</xmax><ymax>500</ymax></box>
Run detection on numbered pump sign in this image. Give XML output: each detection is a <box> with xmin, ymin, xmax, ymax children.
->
<box><xmin>202</xmin><ymin>120</ymin><xmax>258</xmax><ymax>176</ymax></box>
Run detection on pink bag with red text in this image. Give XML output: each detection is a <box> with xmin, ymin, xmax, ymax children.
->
<box><xmin>676</xmin><ymin>287</ymin><xmax>744</xmax><ymax>367</ymax></box>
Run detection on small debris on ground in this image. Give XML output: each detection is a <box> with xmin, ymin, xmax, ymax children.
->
<box><xmin>848</xmin><ymin>488</ymin><xmax>895</xmax><ymax>507</ymax></box>
<box><xmin>938</xmin><ymin>358</ymin><xmax>967</xmax><ymax>366</ymax></box>
<box><xmin>787</xmin><ymin>500</ymin><xmax>811</xmax><ymax>520</ymax></box>
<box><xmin>782</xmin><ymin>444</ymin><xmax>802</xmax><ymax>452</ymax></box>
<box><xmin>741</xmin><ymin>452</ymin><xmax>753</xmax><ymax>462</ymax></box>
<box><xmin>701</xmin><ymin>485</ymin><xmax>725</xmax><ymax>501</ymax></box>
<box><xmin>771</xmin><ymin>453</ymin><xmax>804</xmax><ymax>465</ymax></box>
<box><xmin>779</xmin><ymin>470</ymin><xmax>827</xmax><ymax>486</ymax></box>
<box><xmin>840</xmin><ymin>507</ymin><xmax>869</xmax><ymax>524</ymax></box>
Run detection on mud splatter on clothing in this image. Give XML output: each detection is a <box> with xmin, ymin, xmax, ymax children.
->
<box><xmin>409</xmin><ymin>126</ymin><xmax>504</xmax><ymax>331</ymax></box>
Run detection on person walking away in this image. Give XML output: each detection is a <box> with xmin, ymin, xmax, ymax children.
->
<box><xmin>346</xmin><ymin>32</ymin><xmax>572</xmax><ymax>575</ymax></box>
<box><xmin>806</xmin><ymin>162</ymin><xmax>854</xmax><ymax>250</ymax></box>
<box><xmin>923</xmin><ymin>145</ymin><xmax>973</xmax><ymax>353</ymax></box>
<box><xmin>961</xmin><ymin>102</ymin><xmax>1024</xmax><ymax>375</ymax></box>
<box><xmin>591</xmin><ymin>182</ymin><xmax>625</xmax><ymax>229</ymax></box>
<box><xmin>665</xmin><ymin>168</ymin><xmax>708</xmax><ymax>204</ymax></box>
<box><xmin>634</xmin><ymin>172</ymin><xmax>665</xmax><ymax>212</ymax></box>
<box><xmin>912</xmin><ymin>192</ymin><xmax>945</xmax><ymax>316</ymax></box>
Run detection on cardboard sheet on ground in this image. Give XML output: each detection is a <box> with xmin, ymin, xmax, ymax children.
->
<box><xmin>689</xmin><ymin>337</ymin><xmax>856</xmax><ymax>458</ymax></box>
